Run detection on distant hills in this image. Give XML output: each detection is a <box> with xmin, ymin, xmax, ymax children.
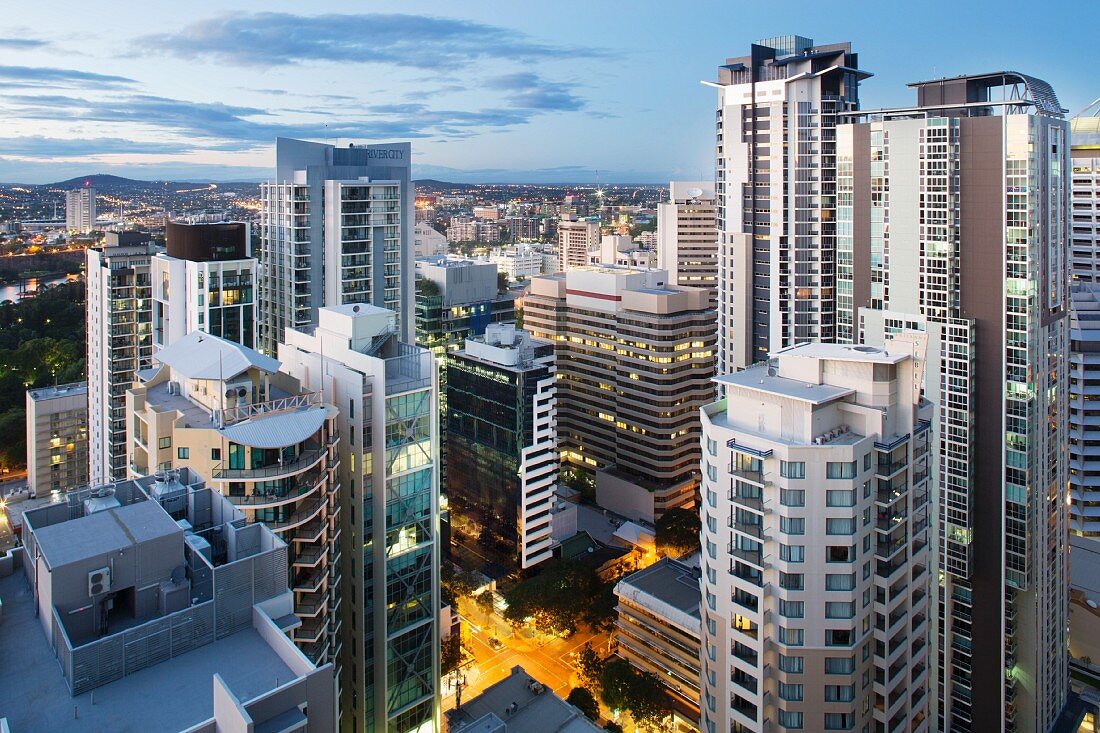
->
<box><xmin>42</xmin><ymin>174</ymin><xmax>256</xmax><ymax>192</ymax></box>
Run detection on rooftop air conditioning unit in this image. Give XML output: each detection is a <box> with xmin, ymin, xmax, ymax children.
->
<box><xmin>88</xmin><ymin>566</ymin><xmax>112</xmax><ymax>596</ymax></box>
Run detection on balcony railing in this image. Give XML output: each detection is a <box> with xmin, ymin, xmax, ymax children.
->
<box><xmin>217</xmin><ymin>391</ymin><xmax>321</xmax><ymax>427</ymax></box>
<box><xmin>211</xmin><ymin>446</ymin><xmax>324</xmax><ymax>481</ymax></box>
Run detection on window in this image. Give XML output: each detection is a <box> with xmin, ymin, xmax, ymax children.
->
<box><xmin>781</xmin><ymin>516</ymin><xmax>805</xmax><ymax>535</ymax></box>
<box><xmin>827</xmin><ymin>461</ymin><xmax>857</xmax><ymax>479</ymax></box>
<box><xmin>211</xmin><ymin>448</ymin><xmax>221</xmax><ymax>461</ymax></box>
<box><xmin>827</xmin><ymin>546</ymin><xmax>855</xmax><ymax>563</ymax></box>
<box><xmin>824</xmin><ymin>712</ymin><xmax>855</xmax><ymax>730</ymax></box>
<box><xmin>177</xmin><ymin>447</ymin><xmax>189</xmax><ymax>459</ymax></box>
<box><xmin>781</xmin><ymin>489</ymin><xmax>805</xmax><ymax>507</ymax></box>
<box><xmin>779</xmin><ymin>599</ymin><xmax>805</xmax><ymax>618</ymax></box>
<box><xmin>778</xmin><ymin>710</ymin><xmax>804</xmax><ymax>730</ymax></box>
<box><xmin>707</xmin><ymin>437</ymin><xmax>717</xmax><ymax>457</ymax></box>
<box><xmin>825</xmin><ymin>685</ymin><xmax>856</xmax><ymax>702</ymax></box>
<box><xmin>707</xmin><ymin>463</ymin><xmax>718</xmax><ymax>481</ymax></box>
<box><xmin>158</xmin><ymin>436</ymin><xmax>172</xmax><ymax>449</ymax></box>
<box><xmin>779</xmin><ymin>654</ymin><xmax>804</xmax><ymax>673</ymax></box>
<box><xmin>826</xmin><ymin>629</ymin><xmax>854</xmax><ymax>647</ymax></box>
<box><xmin>827</xmin><ymin>518</ymin><xmax>856</xmax><ymax>535</ymax></box>
<box><xmin>825</xmin><ymin>656</ymin><xmax>855</xmax><ymax>674</ymax></box>
<box><xmin>781</xmin><ymin>460</ymin><xmax>806</xmax><ymax>479</ymax></box>
<box><xmin>778</xmin><ymin>683</ymin><xmax>804</xmax><ymax>701</ymax></box>
<box><xmin>780</xmin><ymin>544</ymin><xmax>805</xmax><ymax>562</ymax></box>
<box><xmin>863</xmin><ymin>453</ymin><xmax>872</xmax><ymax>471</ymax></box>
<box><xmin>779</xmin><ymin>626</ymin><xmax>804</xmax><ymax>646</ymax></box>
<box><xmin>780</xmin><ymin>572</ymin><xmax>804</xmax><ymax>590</ymax></box>
<box><xmin>826</xmin><ymin>601</ymin><xmax>855</xmax><ymax>619</ymax></box>
<box><xmin>826</xmin><ymin>573</ymin><xmax>855</xmax><ymax>591</ymax></box>
<box><xmin>827</xmin><ymin>489</ymin><xmax>856</xmax><ymax>507</ymax></box>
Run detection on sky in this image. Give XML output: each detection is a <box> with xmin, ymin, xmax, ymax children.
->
<box><xmin>0</xmin><ymin>0</ymin><xmax>1096</xmax><ymax>184</ymax></box>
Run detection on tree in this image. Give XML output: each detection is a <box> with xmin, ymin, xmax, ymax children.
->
<box><xmin>497</xmin><ymin>270</ymin><xmax>509</xmax><ymax>293</ymax></box>
<box><xmin>566</xmin><ymin>687</ymin><xmax>600</xmax><ymax>721</ymax></box>
<box><xmin>599</xmin><ymin>659</ymin><xmax>672</xmax><ymax>729</ymax></box>
<box><xmin>603</xmin><ymin>724</ymin><xmax>623</xmax><ymax>733</ymax></box>
<box><xmin>583</xmin><ymin>580</ymin><xmax>619</xmax><ymax>633</ymax></box>
<box><xmin>576</xmin><ymin>643</ymin><xmax>605</xmax><ymax>691</ymax></box>
<box><xmin>441</xmin><ymin>634</ymin><xmax>463</xmax><ymax>675</ymax></box>
<box><xmin>502</xmin><ymin>560</ymin><xmax>599</xmax><ymax>635</ymax></box>
<box><xmin>655</xmin><ymin>508</ymin><xmax>700</xmax><ymax>558</ymax></box>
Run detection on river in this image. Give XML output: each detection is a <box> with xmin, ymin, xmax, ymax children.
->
<box><xmin>0</xmin><ymin>274</ymin><xmax>78</xmax><ymax>303</ymax></box>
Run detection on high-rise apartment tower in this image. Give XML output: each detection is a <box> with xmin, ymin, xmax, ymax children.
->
<box><xmin>708</xmin><ymin>37</ymin><xmax>868</xmax><ymax>372</ymax></box>
<box><xmin>258</xmin><ymin>137</ymin><xmax>414</xmax><ymax>354</ymax></box>
<box><xmin>838</xmin><ymin>72</ymin><xmax>1069</xmax><ymax>732</ymax></box>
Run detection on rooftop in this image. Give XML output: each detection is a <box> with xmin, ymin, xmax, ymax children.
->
<box><xmin>446</xmin><ymin>665</ymin><xmax>601</xmax><ymax>733</ymax></box>
<box><xmin>31</xmin><ymin>498</ymin><xmax>180</xmax><ymax>570</ymax></box>
<box><xmin>715</xmin><ymin>368</ymin><xmax>854</xmax><ymax>406</ymax></box>
<box><xmin>615</xmin><ymin>556</ymin><xmax>702</xmax><ymax>635</ymax></box>
<box><xmin>27</xmin><ymin>381</ymin><xmax>88</xmax><ymax>402</ymax></box>
<box><xmin>775</xmin><ymin>342</ymin><xmax>910</xmax><ymax>365</ymax></box>
<box><xmin>155</xmin><ymin>330</ymin><xmax>280</xmax><ymax>381</ymax></box>
<box><xmin>0</xmin><ymin>571</ymin><xmax>294</xmax><ymax>733</ymax></box>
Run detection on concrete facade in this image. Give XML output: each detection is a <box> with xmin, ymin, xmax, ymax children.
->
<box><xmin>86</xmin><ymin>232</ymin><xmax>161</xmax><ymax>483</ymax></box>
<box><xmin>524</xmin><ymin>266</ymin><xmax>715</xmax><ymax>520</ymax></box>
<box><xmin>700</xmin><ymin>343</ymin><xmax>932</xmax><ymax>733</ymax></box>
<box><xmin>657</xmin><ymin>181</ymin><xmax>717</xmax><ymax>294</ymax></box>
<box><xmin>25</xmin><ymin>381</ymin><xmax>88</xmax><ymax>498</ymax></box>
<box><xmin>279</xmin><ymin>304</ymin><xmax>441</xmax><ymax>733</ymax></box>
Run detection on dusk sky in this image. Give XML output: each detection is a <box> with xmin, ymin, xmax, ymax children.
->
<box><xmin>0</xmin><ymin>0</ymin><xmax>1095</xmax><ymax>184</ymax></box>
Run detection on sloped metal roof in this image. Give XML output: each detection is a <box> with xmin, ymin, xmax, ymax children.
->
<box><xmin>216</xmin><ymin>405</ymin><xmax>330</xmax><ymax>449</ymax></box>
<box><xmin>155</xmin><ymin>330</ymin><xmax>280</xmax><ymax>381</ymax></box>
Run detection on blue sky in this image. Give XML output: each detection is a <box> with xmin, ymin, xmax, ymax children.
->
<box><xmin>0</xmin><ymin>0</ymin><xmax>1095</xmax><ymax>184</ymax></box>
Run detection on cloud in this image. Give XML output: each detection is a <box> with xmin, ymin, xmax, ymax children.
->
<box><xmin>486</xmin><ymin>72</ymin><xmax>586</xmax><ymax>112</ymax></box>
<box><xmin>0</xmin><ymin>38</ymin><xmax>48</xmax><ymax>49</ymax></box>
<box><xmin>134</xmin><ymin>12</ymin><xmax>606</xmax><ymax>69</ymax></box>
<box><xmin>0</xmin><ymin>136</ymin><xmax>189</xmax><ymax>157</ymax></box>
<box><xmin>0</xmin><ymin>65</ymin><xmax>136</xmax><ymax>89</ymax></box>
<box><xmin>0</xmin><ymin>92</ymin><xmax>548</xmax><ymax>150</ymax></box>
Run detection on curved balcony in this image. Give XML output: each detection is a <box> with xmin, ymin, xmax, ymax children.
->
<box><xmin>267</xmin><ymin>496</ymin><xmax>326</xmax><ymax>533</ymax></box>
<box><xmin>292</xmin><ymin>545</ymin><xmax>327</xmax><ymax>569</ymax></box>
<box><xmin>293</xmin><ymin>518</ymin><xmax>326</xmax><ymax>544</ymax></box>
<box><xmin>225</xmin><ymin>467</ymin><xmax>327</xmax><ymax>510</ymax></box>
<box><xmin>211</xmin><ymin>446</ymin><xmax>325</xmax><ymax>482</ymax></box>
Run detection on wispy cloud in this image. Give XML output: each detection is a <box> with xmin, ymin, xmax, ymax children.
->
<box><xmin>0</xmin><ymin>65</ymin><xmax>136</xmax><ymax>89</ymax></box>
<box><xmin>486</xmin><ymin>72</ymin><xmax>586</xmax><ymax>112</ymax></box>
<box><xmin>0</xmin><ymin>37</ymin><xmax>48</xmax><ymax>49</ymax></box>
<box><xmin>1</xmin><ymin>92</ymin><xmax>551</xmax><ymax>151</ymax></box>
<box><xmin>0</xmin><ymin>136</ymin><xmax>188</xmax><ymax>157</ymax></box>
<box><xmin>134</xmin><ymin>12</ymin><xmax>607</xmax><ymax>69</ymax></box>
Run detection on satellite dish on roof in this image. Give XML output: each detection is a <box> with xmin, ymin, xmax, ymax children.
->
<box><xmin>687</xmin><ymin>187</ymin><xmax>704</xmax><ymax>198</ymax></box>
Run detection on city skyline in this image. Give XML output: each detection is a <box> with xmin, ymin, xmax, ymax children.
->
<box><xmin>0</xmin><ymin>0</ymin><xmax>1095</xmax><ymax>184</ymax></box>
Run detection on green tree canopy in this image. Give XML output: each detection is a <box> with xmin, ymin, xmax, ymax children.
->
<box><xmin>598</xmin><ymin>659</ymin><xmax>671</xmax><ymax>729</ymax></box>
<box><xmin>502</xmin><ymin>560</ymin><xmax>599</xmax><ymax>635</ymax></box>
<box><xmin>566</xmin><ymin>687</ymin><xmax>600</xmax><ymax>721</ymax></box>
<box><xmin>655</xmin><ymin>507</ymin><xmax>700</xmax><ymax>558</ymax></box>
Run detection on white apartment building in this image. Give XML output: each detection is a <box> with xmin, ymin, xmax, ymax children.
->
<box><xmin>700</xmin><ymin>343</ymin><xmax>932</xmax><ymax>733</ymax></box>
<box><xmin>557</xmin><ymin>218</ymin><xmax>601</xmax><ymax>271</ymax></box>
<box><xmin>489</xmin><ymin>244</ymin><xmax>543</xmax><ymax>280</ymax></box>
<box><xmin>657</xmin><ymin>181</ymin><xmax>717</xmax><ymax>293</ymax></box>
<box><xmin>86</xmin><ymin>231</ymin><xmax>160</xmax><ymax>483</ymax></box>
<box><xmin>279</xmin><ymin>304</ymin><xmax>440</xmax><ymax>733</ymax></box>
<box><xmin>259</xmin><ymin>137</ymin><xmax>414</xmax><ymax>355</ymax></box>
<box><xmin>590</xmin><ymin>234</ymin><xmax>656</xmax><ymax>269</ymax></box>
<box><xmin>708</xmin><ymin>37</ymin><xmax>867</xmax><ymax>372</ymax></box>
<box><xmin>152</xmin><ymin>221</ymin><xmax>257</xmax><ymax>351</ymax></box>
<box><xmin>414</xmin><ymin>221</ymin><xmax>448</xmax><ymax>258</ymax></box>
<box><xmin>65</xmin><ymin>186</ymin><xmax>96</xmax><ymax>233</ymax></box>
<box><xmin>25</xmin><ymin>381</ymin><xmax>88</xmax><ymax>497</ymax></box>
<box><xmin>1072</xmin><ymin>100</ymin><xmax>1100</xmax><ymax>281</ymax></box>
